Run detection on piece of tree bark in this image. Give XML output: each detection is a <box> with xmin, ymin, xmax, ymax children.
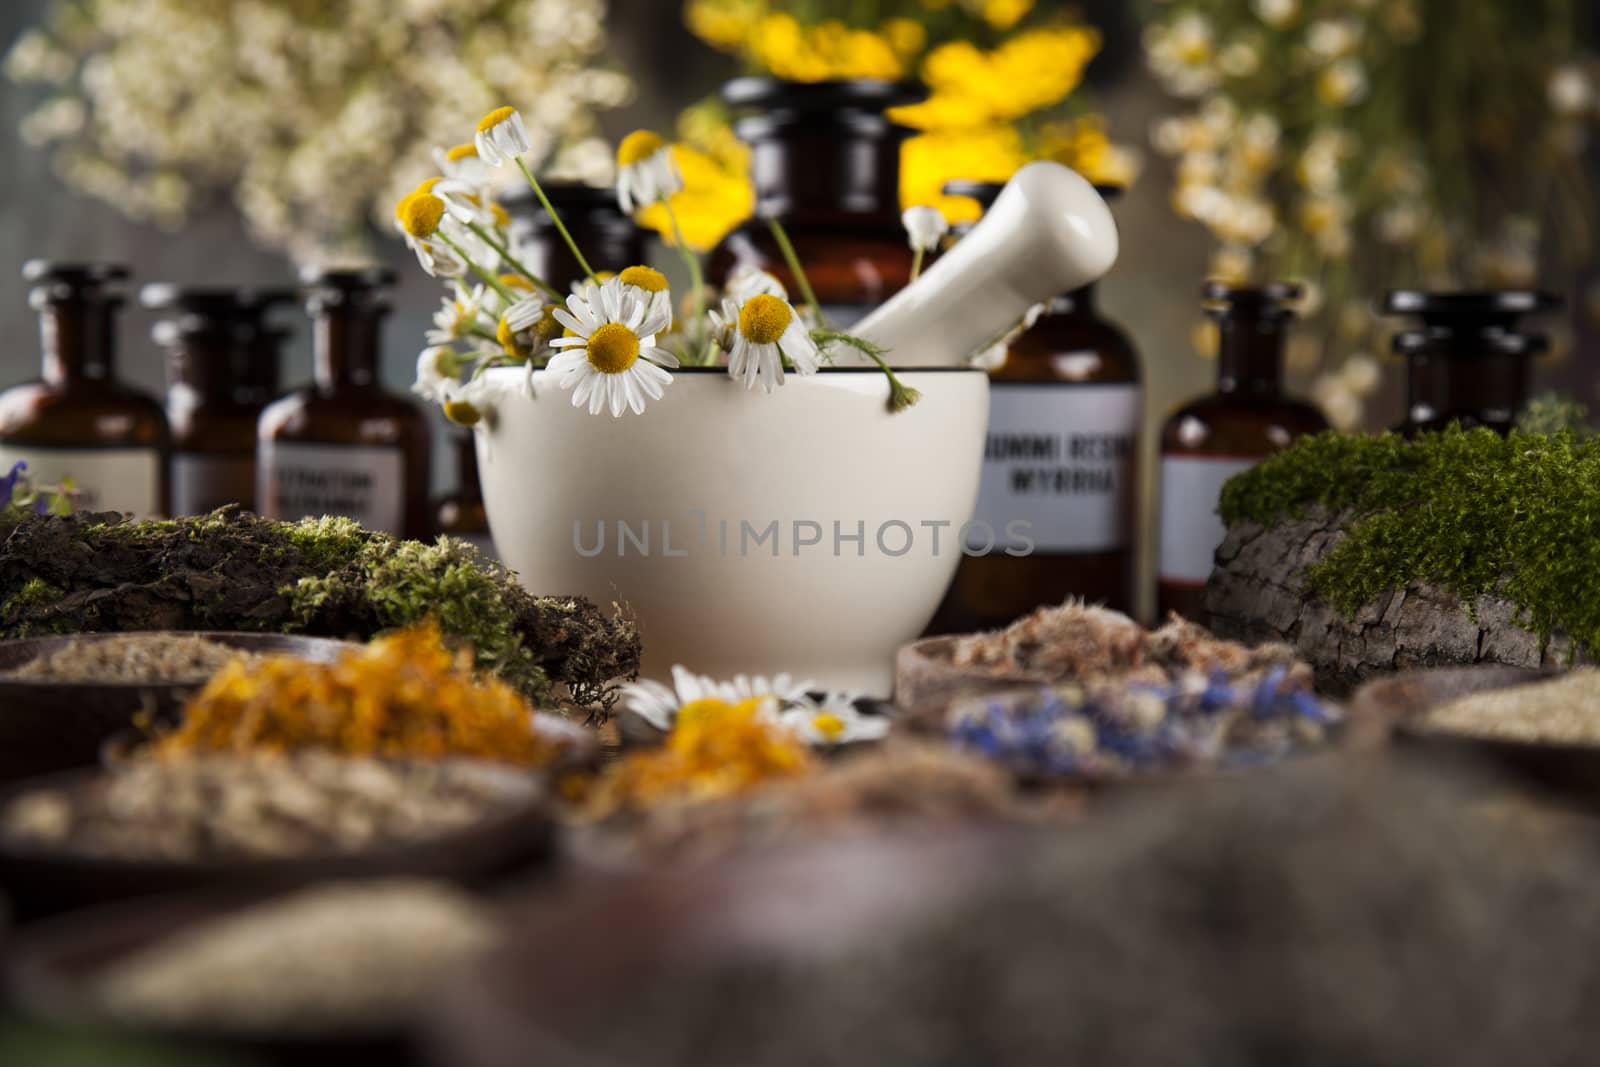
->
<box><xmin>0</xmin><ymin>508</ymin><xmax>640</xmax><ymax>712</ymax></box>
<box><xmin>1203</xmin><ymin>508</ymin><xmax>1583</xmax><ymax>694</ymax></box>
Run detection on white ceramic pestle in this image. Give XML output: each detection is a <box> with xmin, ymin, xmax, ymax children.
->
<box><xmin>847</xmin><ymin>161</ymin><xmax>1119</xmax><ymax>368</ymax></box>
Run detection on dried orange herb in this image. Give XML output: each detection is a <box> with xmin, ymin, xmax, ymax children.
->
<box><xmin>152</xmin><ymin>621</ymin><xmax>560</xmax><ymax>767</ymax></box>
<box><xmin>583</xmin><ymin>697</ymin><xmax>814</xmax><ymax>817</ymax></box>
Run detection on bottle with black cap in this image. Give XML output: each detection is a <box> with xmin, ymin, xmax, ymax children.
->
<box><xmin>431</xmin><ymin>431</ymin><xmax>493</xmax><ymax>557</ymax></box>
<box><xmin>708</xmin><ymin>78</ymin><xmax>927</xmax><ymax>327</ymax></box>
<box><xmin>0</xmin><ymin>261</ymin><xmax>168</xmax><ymax>515</ymax></box>
<box><xmin>1156</xmin><ymin>282</ymin><xmax>1328</xmax><ymax>622</ymax></box>
<box><xmin>257</xmin><ymin>267</ymin><xmax>430</xmax><ymax>537</ymax></box>
<box><xmin>505</xmin><ymin>181</ymin><xmax>647</xmax><ymax>293</ymax></box>
<box><xmin>930</xmin><ymin>180</ymin><xmax>1142</xmax><ymax>631</ymax></box>
<box><xmin>1381</xmin><ymin>290</ymin><xmax>1562</xmax><ymax>436</ymax></box>
<box><xmin>143</xmin><ymin>285</ymin><xmax>294</xmax><ymax>516</ymax></box>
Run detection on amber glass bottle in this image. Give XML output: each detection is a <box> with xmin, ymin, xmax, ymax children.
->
<box><xmin>257</xmin><ymin>267</ymin><xmax>430</xmax><ymax>537</ymax></box>
<box><xmin>0</xmin><ymin>262</ymin><xmax>168</xmax><ymax>515</ymax></box>
<box><xmin>708</xmin><ymin>78</ymin><xmax>926</xmax><ymax>327</ymax></box>
<box><xmin>1156</xmin><ymin>283</ymin><xmax>1328</xmax><ymax>622</ymax></box>
<box><xmin>506</xmin><ymin>181</ymin><xmax>647</xmax><ymax>292</ymax></box>
<box><xmin>431</xmin><ymin>431</ymin><xmax>493</xmax><ymax>556</ymax></box>
<box><xmin>1381</xmin><ymin>290</ymin><xmax>1561</xmax><ymax>436</ymax></box>
<box><xmin>144</xmin><ymin>285</ymin><xmax>293</xmax><ymax>515</ymax></box>
<box><xmin>931</xmin><ymin>181</ymin><xmax>1142</xmax><ymax>632</ymax></box>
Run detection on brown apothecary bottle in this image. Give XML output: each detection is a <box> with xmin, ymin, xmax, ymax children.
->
<box><xmin>144</xmin><ymin>285</ymin><xmax>293</xmax><ymax>516</ymax></box>
<box><xmin>1381</xmin><ymin>290</ymin><xmax>1562</xmax><ymax>436</ymax></box>
<box><xmin>0</xmin><ymin>261</ymin><xmax>169</xmax><ymax>516</ymax></box>
<box><xmin>505</xmin><ymin>181</ymin><xmax>648</xmax><ymax>293</ymax></box>
<box><xmin>257</xmin><ymin>267</ymin><xmax>430</xmax><ymax>538</ymax></box>
<box><xmin>431</xmin><ymin>431</ymin><xmax>493</xmax><ymax>557</ymax></box>
<box><xmin>1156</xmin><ymin>282</ymin><xmax>1328</xmax><ymax>623</ymax></box>
<box><xmin>931</xmin><ymin>181</ymin><xmax>1142</xmax><ymax>633</ymax></box>
<box><xmin>708</xmin><ymin>78</ymin><xmax>926</xmax><ymax>327</ymax></box>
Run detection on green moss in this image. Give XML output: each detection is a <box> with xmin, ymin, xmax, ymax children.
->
<box><xmin>0</xmin><ymin>509</ymin><xmax>641</xmax><ymax>713</ymax></box>
<box><xmin>1220</xmin><ymin>427</ymin><xmax>1600</xmax><ymax>657</ymax></box>
<box><xmin>288</xmin><ymin>537</ymin><xmax>545</xmax><ymax>698</ymax></box>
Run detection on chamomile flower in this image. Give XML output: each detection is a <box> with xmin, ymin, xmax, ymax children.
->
<box><xmin>502</xmin><ymin>292</ymin><xmax>548</xmax><ymax>333</ymax></box>
<box><xmin>621</xmin><ymin>665</ymin><xmax>814</xmax><ymax>733</ymax></box>
<box><xmin>616</xmin><ymin>265</ymin><xmax>673</xmax><ymax>325</ymax></box>
<box><xmin>547</xmin><ymin>278</ymin><xmax>679</xmax><ymax>417</ymax></box>
<box><xmin>426</xmin><ymin>283</ymin><xmax>489</xmax><ymax>346</ymax></box>
<box><xmin>725</xmin><ymin>265</ymin><xmax>789</xmax><ymax>302</ymax></box>
<box><xmin>723</xmin><ymin>292</ymin><xmax>819</xmax><ymax>393</ymax></box>
<box><xmin>412</xmin><ymin>345</ymin><xmax>462</xmax><ymax>404</ymax></box>
<box><xmin>902</xmin><ymin>205</ymin><xmax>949</xmax><ymax>254</ymax></box>
<box><xmin>433</xmin><ymin>143</ymin><xmax>492</xmax><ymax>186</ymax></box>
<box><xmin>475</xmin><ymin>106</ymin><xmax>531</xmax><ymax>167</ymax></box>
<box><xmin>615</xmin><ymin>130</ymin><xmax>683</xmax><ymax>214</ymax></box>
<box><xmin>442</xmin><ymin>374</ymin><xmax>492</xmax><ymax>428</ymax></box>
<box><xmin>779</xmin><ymin>693</ymin><xmax>890</xmax><ymax>746</ymax></box>
<box><xmin>434</xmin><ymin>178</ymin><xmax>497</xmax><ymax>228</ymax></box>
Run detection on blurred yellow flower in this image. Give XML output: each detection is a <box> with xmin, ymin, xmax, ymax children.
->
<box><xmin>981</xmin><ymin>0</ymin><xmax>1035</xmax><ymax>31</ymax></box>
<box><xmin>894</xmin><ymin>27</ymin><xmax>1101</xmax><ymax>128</ymax></box>
<box><xmin>1038</xmin><ymin>114</ymin><xmax>1142</xmax><ymax>187</ymax></box>
<box><xmin>635</xmin><ymin>128</ymin><xmax>755</xmax><ymax>252</ymax></box>
<box><xmin>901</xmin><ymin>124</ymin><xmax>1027</xmax><ymax>223</ymax></box>
<box><xmin>748</xmin><ymin>14</ymin><xmax>907</xmax><ymax>81</ymax></box>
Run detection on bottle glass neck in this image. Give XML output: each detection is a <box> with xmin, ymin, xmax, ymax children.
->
<box><xmin>1216</xmin><ymin>317</ymin><xmax>1286</xmax><ymax>395</ymax></box>
<box><xmin>313</xmin><ymin>309</ymin><xmax>379</xmax><ymax>389</ymax></box>
<box><xmin>1406</xmin><ymin>350</ymin><xmax>1529</xmax><ymax>428</ymax></box>
<box><xmin>40</xmin><ymin>299</ymin><xmax>115</xmax><ymax>385</ymax></box>
<box><xmin>458</xmin><ymin>435</ymin><xmax>482</xmax><ymax>496</ymax></box>
<box><xmin>749</xmin><ymin>131</ymin><xmax>902</xmax><ymax>224</ymax></box>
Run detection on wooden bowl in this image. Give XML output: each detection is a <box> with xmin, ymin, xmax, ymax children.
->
<box><xmin>894</xmin><ymin>635</ymin><xmax>1051</xmax><ymax>712</ymax></box>
<box><xmin>0</xmin><ymin>758</ymin><xmax>553</xmax><ymax>920</ymax></box>
<box><xmin>0</xmin><ymin>632</ymin><xmax>357</xmax><ymax>787</ymax></box>
<box><xmin>6</xmin><ymin>887</ymin><xmax>425</xmax><ymax>1066</ymax></box>
<box><xmin>1347</xmin><ymin>666</ymin><xmax>1600</xmax><ymax>804</ymax></box>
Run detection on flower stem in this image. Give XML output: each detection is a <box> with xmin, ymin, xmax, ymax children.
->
<box><xmin>464</xmin><ymin>220</ymin><xmax>560</xmax><ymax>300</ymax></box>
<box><xmin>440</xmin><ymin>232</ymin><xmax>519</xmax><ymax>305</ymax></box>
<box><xmin>910</xmin><ymin>246</ymin><xmax>926</xmax><ymax>283</ymax></box>
<box><xmin>767</xmin><ymin>217</ymin><xmax>828</xmax><ymax>330</ymax></box>
<box><xmin>810</xmin><ymin>329</ymin><xmax>921</xmax><ymax>413</ymax></box>
<box><xmin>661</xmin><ymin>199</ymin><xmax>711</xmax><ymax>365</ymax></box>
<box><xmin>515</xmin><ymin>157</ymin><xmax>597</xmax><ymax>283</ymax></box>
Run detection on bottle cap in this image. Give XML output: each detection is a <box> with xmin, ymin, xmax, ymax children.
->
<box><xmin>1202</xmin><ymin>281</ymin><xmax>1303</xmax><ymax>320</ymax></box>
<box><xmin>22</xmin><ymin>261</ymin><xmax>130</xmax><ymax>286</ymax></box>
<box><xmin>1393</xmin><ymin>327</ymin><xmax>1548</xmax><ymax>357</ymax></box>
<box><xmin>1381</xmin><ymin>290</ymin><xmax>1563</xmax><ymax>320</ymax></box>
<box><xmin>297</xmin><ymin>265</ymin><xmax>397</xmax><ymax>291</ymax></box>
<box><xmin>724</xmin><ymin>77</ymin><xmax>928</xmax><ymax>140</ymax></box>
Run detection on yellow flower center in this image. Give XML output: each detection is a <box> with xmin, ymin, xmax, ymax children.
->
<box><xmin>496</xmin><ymin>316</ymin><xmax>523</xmax><ymax>358</ymax></box>
<box><xmin>534</xmin><ymin>306</ymin><xmax>564</xmax><ymax>343</ymax></box>
<box><xmin>489</xmin><ymin>203</ymin><xmax>511</xmax><ymax>228</ymax></box>
<box><xmin>619</xmin><ymin>265</ymin><xmax>669</xmax><ymax>293</ymax></box>
<box><xmin>500</xmin><ymin>273</ymin><xmax>535</xmax><ymax>292</ymax></box>
<box><xmin>443</xmin><ymin>400</ymin><xmax>481</xmax><ymax>427</ymax></box>
<box><xmin>811</xmin><ymin>712</ymin><xmax>846</xmax><ymax>740</ymax></box>
<box><xmin>446</xmin><ymin>143</ymin><xmax>478</xmax><ymax>162</ymax></box>
<box><xmin>617</xmin><ymin>130</ymin><xmax>666</xmax><ymax>168</ymax></box>
<box><xmin>413</xmin><ymin>177</ymin><xmax>442</xmax><ymax>196</ymax></box>
<box><xmin>399</xmin><ymin>193</ymin><xmax>445</xmax><ymax>238</ymax></box>
<box><xmin>676</xmin><ymin>697</ymin><xmax>733</xmax><ymax>729</ymax></box>
<box><xmin>477</xmin><ymin>106</ymin><xmax>517</xmax><ymax>134</ymax></box>
<box><xmin>585</xmin><ymin>322</ymin><xmax>641</xmax><ymax>375</ymax></box>
<box><xmin>739</xmin><ymin>294</ymin><xmax>792</xmax><ymax>345</ymax></box>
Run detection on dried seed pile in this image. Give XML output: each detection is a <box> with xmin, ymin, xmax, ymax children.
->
<box><xmin>1</xmin><ymin>632</ymin><xmax>261</xmax><ymax>684</ymax></box>
<box><xmin>92</xmin><ymin>881</ymin><xmax>495</xmax><ymax>1034</ymax></box>
<box><xmin>1</xmin><ymin>754</ymin><xmax>532</xmax><ymax>862</ymax></box>
<box><xmin>1423</xmin><ymin>669</ymin><xmax>1600</xmax><ymax>744</ymax></box>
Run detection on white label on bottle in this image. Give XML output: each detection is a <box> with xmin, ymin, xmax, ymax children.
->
<box><xmin>259</xmin><ymin>443</ymin><xmax>404</xmax><ymax>535</ymax></box>
<box><xmin>0</xmin><ymin>445</ymin><xmax>161</xmax><ymax>516</ymax></box>
<box><xmin>1157</xmin><ymin>455</ymin><xmax>1259</xmax><ymax>585</ymax></box>
<box><xmin>171</xmin><ymin>453</ymin><xmax>254</xmax><ymax>517</ymax></box>
<box><xmin>970</xmin><ymin>383</ymin><xmax>1141</xmax><ymax>553</ymax></box>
